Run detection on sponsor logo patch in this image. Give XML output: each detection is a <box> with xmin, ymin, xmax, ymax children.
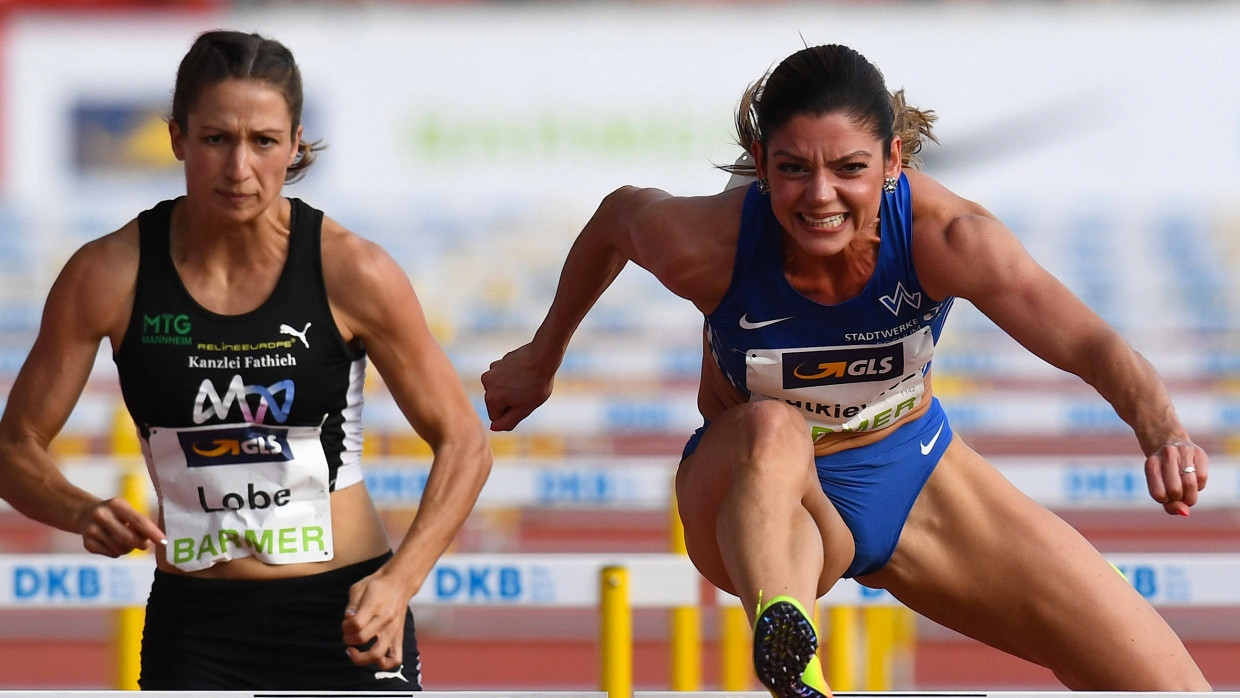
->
<box><xmin>782</xmin><ymin>344</ymin><xmax>903</xmax><ymax>389</ymax></box>
<box><xmin>179</xmin><ymin>426</ymin><xmax>294</xmax><ymax>467</ymax></box>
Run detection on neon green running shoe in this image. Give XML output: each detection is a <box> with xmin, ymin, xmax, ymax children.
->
<box><xmin>753</xmin><ymin>595</ymin><xmax>831</xmax><ymax>698</ymax></box>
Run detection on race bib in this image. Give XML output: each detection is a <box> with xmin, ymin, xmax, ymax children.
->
<box><xmin>744</xmin><ymin>327</ymin><xmax>934</xmax><ymax>440</ymax></box>
<box><xmin>147</xmin><ymin>422</ymin><xmax>335</xmax><ymax>572</ymax></box>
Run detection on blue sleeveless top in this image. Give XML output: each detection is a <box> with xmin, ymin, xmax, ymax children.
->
<box><xmin>704</xmin><ymin>174</ymin><xmax>954</xmax><ymax>441</ymax></box>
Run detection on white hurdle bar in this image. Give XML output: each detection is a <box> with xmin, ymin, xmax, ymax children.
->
<box><xmin>17</xmin><ymin>456</ymin><xmax>1240</xmax><ymax>512</ymax></box>
<box><xmin>9</xmin><ymin>552</ymin><xmax>1240</xmax><ymax>610</ymax></box>
<box><xmin>369</xmin><ymin>455</ymin><xmax>1240</xmax><ymax>510</ymax></box>
<box><xmin>0</xmin><ymin>552</ymin><xmax>700</xmax><ymax>609</ymax></box>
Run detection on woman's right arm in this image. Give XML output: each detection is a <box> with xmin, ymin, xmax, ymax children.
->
<box><xmin>482</xmin><ymin>186</ymin><xmax>665</xmax><ymax>431</ymax></box>
<box><xmin>0</xmin><ymin>229</ymin><xmax>166</xmax><ymax>554</ymax></box>
<box><xmin>482</xmin><ymin>185</ymin><xmax>735</xmax><ymax>432</ymax></box>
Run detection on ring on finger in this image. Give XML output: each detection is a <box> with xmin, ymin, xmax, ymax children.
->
<box><xmin>1181</xmin><ymin>465</ymin><xmax>1197</xmax><ymax>475</ymax></box>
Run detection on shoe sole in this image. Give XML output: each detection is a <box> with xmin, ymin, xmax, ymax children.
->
<box><xmin>753</xmin><ymin>600</ymin><xmax>827</xmax><ymax>698</ymax></box>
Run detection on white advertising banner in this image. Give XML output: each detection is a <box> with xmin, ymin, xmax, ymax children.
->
<box><xmin>3</xmin><ymin>3</ymin><xmax>1238</xmax><ymax>210</ymax></box>
<box><xmin>0</xmin><ymin>3</ymin><xmax>1234</xmax><ymax>418</ymax></box>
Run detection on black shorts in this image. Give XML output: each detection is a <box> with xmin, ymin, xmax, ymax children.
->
<box><xmin>139</xmin><ymin>553</ymin><xmax>422</xmax><ymax>690</ymax></box>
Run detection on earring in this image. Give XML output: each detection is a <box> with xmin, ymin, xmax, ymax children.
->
<box><xmin>883</xmin><ymin>177</ymin><xmax>898</xmax><ymax>194</ymax></box>
<box><xmin>757</xmin><ymin>178</ymin><xmax>770</xmax><ymax>195</ymax></box>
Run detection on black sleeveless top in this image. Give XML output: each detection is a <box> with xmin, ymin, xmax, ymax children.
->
<box><xmin>113</xmin><ymin>198</ymin><xmax>367</xmax><ymax>490</ymax></box>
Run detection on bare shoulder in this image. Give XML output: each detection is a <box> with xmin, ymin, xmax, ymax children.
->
<box><xmin>630</xmin><ymin>185</ymin><xmax>744</xmax><ymax>247</ymax></box>
<box><xmin>908</xmin><ymin>170</ymin><xmax>1006</xmax><ymax>251</ymax></box>
<box><xmin>905</xmin><ymin>170</ymin><xmax>995</xmax><ymax>234</ymax></box>
<box><xmin>905</xmin><ymin>170</ymin><xmax>1022</xmax><ymax>300</ymax></box>
<box><xmin>318</xmin><ymin>214</ymin><xmax>407</xmax><ymax>299</ymax></box>
<box><xmin>628</xmin><ymin>186</ymin><xmax>745</xmax><ymax>308</ymax></box>
<box><xmin>319</xmin><ymin>215</ymin><xmax>391</xmax><ymax>275</ymax></box>
<box><xmin>42</xmin><ymin>218</ymin><xmax>141</xmax><ymax>343</ymax></box>
<box><xmin>317</xmin><ymin>215</ymin><xmax>417</xmax><ymax>335</ymax></box>
<box><xmin>62</xmin><ymin>221</ymin><xmax>140</xmax><ymax>305</ymax></box>
<box><xmin>69</xmin><ymin>219</ymin><xmax>141</xmax><ymax>277</ymax></box>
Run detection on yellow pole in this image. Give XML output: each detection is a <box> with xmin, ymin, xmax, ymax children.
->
<box><xmin>600</xmin><ymin>566</ymin><xmax>631</xmax><ymax>698</ymax></box>
<box><xmin>825</xmin><ymin>605</ymin><xmax>858</xmax><ymax>690</ymax></box>
<box><xmin>863</xmin><ymin>606</ymin><xmax>896</xmax><ymax>690</ymax></box>
<box><xmin>112</xmin><ymin>406</ymin><xmax>145</xmax><ymax>690</ymax></box>
<box><xmin>670</xmin><ymin>605</ymin><xmax>700</xmax><ymax>689</ymax></box>
<box><xmin>667</xmin><ymin>494</ymin><xmax>701</xmax><ymax>690</ymax></box>
<box><xmin>719</xmin><ymin>603</ymin><xmax>751</xmax><ymax>690</ymax></box>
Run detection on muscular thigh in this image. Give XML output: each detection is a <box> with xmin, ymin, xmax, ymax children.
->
<box><xmin>858</xmin><ymin>436</ymin><xmax>1204</xmax><ymax>689</ymax></box>
<box><xmin>675</xmin><ymin>404</ymin><xmax>854</xmax><ymax>597</ymax></box>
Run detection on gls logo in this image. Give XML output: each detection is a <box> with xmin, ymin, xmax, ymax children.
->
<box><xmin>179</xmin><ymin>426</ymin><xmax>294</xmax><ymax>467</ymax></box>
<box><xmin>192</xmin><ymin>435</ymin><xmax>283</xmax><ymax>458</ymax></box>
<box><xmin>194</xmin><ymin>375</ymin><xmax>295</xmax><ymax>424</ymax></box>
<box><xmin>783</xmin><ymin>345</ymin><xmax>903</xmax><ymax>388</ymax></box>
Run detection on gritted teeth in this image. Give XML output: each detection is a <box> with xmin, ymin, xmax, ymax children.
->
<box><xmin>800</xmin><ymin>213</ymin><xmax>846</xmax><ymax>228</ymax></box>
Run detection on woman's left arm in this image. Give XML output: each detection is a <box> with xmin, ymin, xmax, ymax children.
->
<box><xmin>908</xmin><ymin>171</ymin><xmax>1206</xmax><ymax>516</ymax></box>
<box><xmin>323</xmin><ymin>222</ymin><xmax>492</xmax><ymax>668</ymax></box>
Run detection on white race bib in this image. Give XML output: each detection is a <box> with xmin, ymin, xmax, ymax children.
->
<box><xmin>744</xmin><ymin>327</ymin><xmax>934</xmax><ymax>440</ymax></box>
<box><xmin>147</xmin><ymin>422</ymin><xmax>334</xmax><ymax>572</ymax></box>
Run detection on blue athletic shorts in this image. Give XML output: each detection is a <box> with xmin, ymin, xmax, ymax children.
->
<box><xmin>139</xmin><ymin>552</ymin><xmax>422</xmax><ymax>690</ymax></box>
<box><xmin>682</xmin><ymin>397</ymin><xmax>951</xmax><ymax>578</ymax></box>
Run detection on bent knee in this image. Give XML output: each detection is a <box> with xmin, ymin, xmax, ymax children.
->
<box><xmin>737</xmin><ymin>400</ymin><xmax>809</xmax><ymax>448</ymax></box>
<box><xmin>733</xmin><ymin>401</ymin><xmax>814</xmax><ymax>472</ymax></box>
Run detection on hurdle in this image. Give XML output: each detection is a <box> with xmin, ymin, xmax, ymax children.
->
<box><xmin>25</xmin><ymin>455</ymin><xmax>1240</xmax><ymax>514</ymax></box>
<box><xmin>8</xmin><ymin>455</ymin><xmax>1240</xmax><ymax>693</ymax></box>
<box><xmin>0</xmin><ymin>551</ymin><xmax>699</xmax><ymax>696</ymax></box>
<box><xmin>5</xmin><ymin>552</ymin><xmax>1240</xmax><ymax>696</ymax></box>
<box><xmin>359</xmin><ymin>455</ymin><xmax>1240</xmax><ymax>511</ymax></box>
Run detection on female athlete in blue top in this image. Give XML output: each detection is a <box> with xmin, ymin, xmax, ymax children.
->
<box><xmin>483</xmin><ymin>44</ymin><xmax>1210</xmax><ymax>695</ymax></box>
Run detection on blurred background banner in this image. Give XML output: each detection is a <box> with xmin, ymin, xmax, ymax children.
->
<box><xmin>8</xmin><ymin>3</ymin><xmax>1240</xmax><ymax>203</ymax></box>
<box><xmin>1</xmin><ymin>3</ymin><xmax>1237</xmax><ymax>416</ymax></box>
<box><xmin>2</xmin><ymin>5</ymin><xmax>1240</xmax><ymax>401</ymax></box>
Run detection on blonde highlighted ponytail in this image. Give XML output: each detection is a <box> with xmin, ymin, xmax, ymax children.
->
<box><xmin>722</xmin><ymin>77</ymin><xmax>766</xmax><ymax>178</ymax></box>
<box><xmin>891</xmin><ymin>89</ymin><xmax>937</xmax><ymax>169</ymax></box>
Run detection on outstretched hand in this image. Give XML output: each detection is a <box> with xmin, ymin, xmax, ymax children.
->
<box><xmin>78</xmin><ymin>498</ymin><xmax>166</xmax><ymax>557</ymax></box>
<box><xmin>481</xmin><ymin>343</ymin><xmax>556</xmax><ymax>432</ymax></box>
<box><xmin>1144</xmin><ymin>440</ymin><xmax>1209</xmax><ymax>516</ymax></box>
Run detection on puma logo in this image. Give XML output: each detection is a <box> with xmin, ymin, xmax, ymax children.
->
<box><xmin>279</xmin><ymin>322</ymin><xmax>311</xmax><ymax>348</ymax></box>
<box><xmin>374</xmin><ymin>665</ymin><xmax>408</xmax><ymax>682</ymax></box>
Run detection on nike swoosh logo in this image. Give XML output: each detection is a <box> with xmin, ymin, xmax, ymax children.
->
<box><xmin>920</xmin><ymin>423</ymin><xmax>944</xmax><ymax>456</ymax></box>
<box><xmin>739</xmin><ymin>313</ymin><xmax>792</xmax><ymax>330</ymax></box>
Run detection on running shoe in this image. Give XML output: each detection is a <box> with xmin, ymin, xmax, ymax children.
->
<box><xmin>753</xmin><ymin>595</ymin><xmax>831</xmax><ymax>698</ymax></box>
